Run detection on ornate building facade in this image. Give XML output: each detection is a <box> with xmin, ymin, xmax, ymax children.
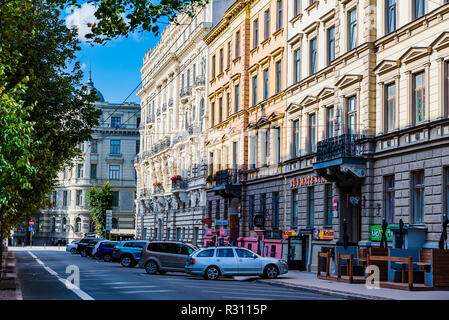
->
<box><xmin>12</xmin><ymin>76</ymin><xmax>140</xmax><ymax>245</ymax></box>
<box><xmin>135</xmin><ymin>0</ymin><xmax>234</xmax><ymax>245</ymax></box>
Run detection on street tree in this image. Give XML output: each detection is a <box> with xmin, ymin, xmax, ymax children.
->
<box><xmin>86</xmin><ymin>182</ymin><xmax>113</xmax><ymax>238</ymax></box>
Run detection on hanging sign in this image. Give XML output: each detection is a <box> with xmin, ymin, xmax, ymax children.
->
<box><xmin>370</xmin><ymin>225</ymin><xmax>398</xmax><ymax>242</ymax></box>
<box><xmin>204</xmin><ymin>228</ymin><xmax>213</xmax><ymax>236</ymax></box>
<box><xmin>219</xmin><ymin>229</ymin><xmax>228</xmax><ymax>236</ymax></box>
<box><xmin>282</xmin><ymin>230</ymin><xmax>297</xmax><ymax>239</ymax></box>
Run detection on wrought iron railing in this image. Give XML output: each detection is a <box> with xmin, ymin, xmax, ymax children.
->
<box><xmin>171</xmin><ymin>179</ymin><xmax>188</xmax><ymax>191</ymax></box>
<box><xmin>315</xmin><ymin>134</ymin><xmax>365</xmax><ymax>163</ymax></box>
<box><xmin>214</xmin><ymin>168</ymin><xmax>240</xmax><ymax>186</ymax></box>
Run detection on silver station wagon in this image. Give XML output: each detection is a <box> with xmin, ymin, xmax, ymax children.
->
<box><xmin>185</xmin><ymin>246</ymin><xmax>288</xmax><ymax>280</ymax></box>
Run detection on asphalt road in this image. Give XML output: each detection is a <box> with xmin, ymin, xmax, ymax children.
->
<box><xmin>14</xmin><ymin>249</ymin><xmax>341</xmax><ymax>300</ymax></box>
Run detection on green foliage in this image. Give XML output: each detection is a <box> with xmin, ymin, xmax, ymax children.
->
<box><xmin>87</xmin><ymin>182</ymin><xmax>113</xmax><ymax>236</ymax></box>
<box><xmin>54</xmin><ymin>0</ymin><xmax>208</xmax><ymax>44</ymax></box>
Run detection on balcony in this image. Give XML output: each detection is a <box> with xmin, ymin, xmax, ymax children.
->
<box><xmin>313</xmin><ymin>134</ymin><xmax>367</xmax><ymax>183</ymax></box>
<box><xmin>180</xmin><ymin>87</ymin><xmax>192</xmax><ymax>103</ymax></box>
<box><xmin>194</xmin><ymin>75</ymin><xmax>205</xmax><ymax>87</ymax></box>
<box><xmin>213</xmin><ymin>168</ymin><xmax>242</xmax><ymax>198</ymax></box>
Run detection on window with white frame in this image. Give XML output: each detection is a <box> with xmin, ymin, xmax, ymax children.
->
<box><xmin>348</xmin><ymin>7</ymin><xmax>357</xmax><ymax>51</ymax></box>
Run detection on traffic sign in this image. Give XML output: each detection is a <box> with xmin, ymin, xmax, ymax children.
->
<box><xmin>332</xmin><ymin>198</ymin><xmax>338</xmax><ymax>211</ymax></box>
<box><xmin>29</xmin><ymin>220</ymin><xmax>34</xmax><ymax>226</ymax></box>
<box><xmin>29</xmin><ymin>225</ymin><xmax>35</xmax><ymax>232</ymax></box>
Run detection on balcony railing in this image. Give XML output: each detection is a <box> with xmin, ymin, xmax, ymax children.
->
<box><xmin>214</xmin><ymin>168</ymin><xmax>240</xmax><ymax>187</ymax></box>
<box><xmin>180</xmin><ymin>87</ymin><xmax>192</xmax><ymax>98</ymax></box>
<box><xmin>194</xmin><ymin>75</ymin><xmax>205</xmax><ymax>86</ymax></box>
<box><xmin>315</xmin><ymin>134</ymin><xmax>365</xmax><ymax>163</ymax></box>
<box><xmin>171</xmin><ymin>178</ymin><xmax>188</xmax><ymax>191</ymax></box>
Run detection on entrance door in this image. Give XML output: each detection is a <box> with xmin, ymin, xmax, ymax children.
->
<box><xmin>287</xmin><ymin>236</ymin><xmax>306</xmax><ymax>270</ymax></box>
<box><xmin>339</xmin><ymin>186</ymin><xmax>362</xmax><ymax>245</ymax></box>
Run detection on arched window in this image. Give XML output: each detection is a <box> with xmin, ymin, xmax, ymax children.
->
<box><xmin>75</xmin><ymin>217</ymin><xmax>81</xmax><ymax>233</ymax></box>
<box><xmin>200</xmin><ymin>99</ymin><xmax>205</xmax><ymax>118</ymax></box>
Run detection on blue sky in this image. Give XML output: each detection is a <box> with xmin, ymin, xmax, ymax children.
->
<box><xmin>64</xmin><ymin>3</ymin><xmax>166</xmax><ymax>104</ymax></box>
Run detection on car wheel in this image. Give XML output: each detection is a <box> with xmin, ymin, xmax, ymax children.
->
<box><xmin>70</xmin><ymin>248</ymin><xmax>76</xmax><ymax>254</ymax></box>
<box><xmin>103</xmin><ymin>254</ymin><xmax>112</xmax><ymax>262</ymax></box>
<box><xmin>145</xmin><ymin>261</ymin><xmax>159</xmax><ymax>275</ymax></box>
<box><xmin>121</xmin><ymin>255</ymin><xmax>134</xmax><ymax>267</ymax></box>
<box><xmin>80</xmin><ymin>250</ymin><xmax>87</xmax><ymax>257</ymax></box>
<box><xmin>204</xmin><ymin>266</ymin><xmax>220</xmax><ymax>280</ymax></box>
<box><xmin>263</xmin><ymin>264</ymin><xmax>279</xmax><ymax>279</ymax></box>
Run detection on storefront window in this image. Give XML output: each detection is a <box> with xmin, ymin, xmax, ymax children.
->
<box><xmin>445</xmin><ymin>168</ymin><xmax>449</xmax><ymax>217</ymax></box>
<box><xmin>385</xmin><ymin>175</ymin><xmax>395</xmax><ymax>223</ymax></box>
<box><xmin>272</xmin><ymin>192</ymin><xmax>279</xmax><ymax>228</ymax></box>
<box><xmin>292</xmin><ymin>190</ymin><xmax>298</xmax><ymax>228</ymax></box>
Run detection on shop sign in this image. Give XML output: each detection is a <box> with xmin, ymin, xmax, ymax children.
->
<box><xmin>370</xmin><ymin>225</ymin><xmax>398</xmax><ymax>242</ymax></box>
<box><xmin>215</xmin><ymin>220</ymin><xmax>228</xmax><ymax>226</ymax></box>
<box><xmin>282</xmin><ymin>230</ymin><xmax>297</xmax><ymax>239</ymax></box>
<box><xmin>313</xmin><ymin>229</ymin><xmax>334</xmax><ymax>240</ymax></box>
<box><xmin>219</xmin><ymin>229</ymin><xmax>228</xmax><ymax>236</ymax></box>
<box><xmin>201</xmin><ymin>218</ymin><xmax>214</xmax><ymax>224</ymax></box>
<box><xmin>204</xmin><ymin>228</ymin><xmax>213</xmax><ymax>236</ymax></box>
<box><xmin>253</xmin><ymin>215</ymin><xmax>265</xmax><ymax>228</ymax></box>
<box><xmin>290</xmin><ymin>176</ymin><xmax>326</xmax><ymax>188</ymax></box>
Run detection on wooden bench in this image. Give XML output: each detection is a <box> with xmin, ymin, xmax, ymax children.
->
<box><xmin>317</xmin><ymin>251</ymin><xmax>330</xmax><ymax>277</ymax></box>
<box><xmin>367</xmin><ymin>254</ymin><xmax>414</xmax><ymax>290</ymax></box>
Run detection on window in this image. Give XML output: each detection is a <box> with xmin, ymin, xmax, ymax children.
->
<box><xmin>413</xmin><ymin>0</ymin><xmax>425</xmax><ymax>20</ymax></box>
<box><xmin>385</xmin><ymin>83</ymin><xmax>396</xmax><ymax>131</ymax></box>
<box><xmin>445</xmin><ymin>168</ymin><xmax>449</xmax><ymax>217</ymax></box>
<box><xmin>235</xmin><ymin>31</ymin><xmax>240</xmax><ymax>58</ymax></box>
<box><xmin>309</xmin><ymin>113</ymin><xmax>316</xmax><ymax>153</ymax></box>
<box><xmin>294</xmin><ymin>0</ymin><xmax>301</xmax><ymax>17</ymax></box>
<box><xmin>385</xmin><ymin>175</ymin><xmax>395</xmax><ymax>224</ymax></box>
<box><xmin>446</xmin><ymin>61</ymin><xmax>449</xmax><ymax>117</ymax></box>
<box><xmin>294</xmin><ymin>119</ymin><xmax>300</xmax><ymax>157</ymax></box>
<box><xmin>76</xmin><ymin>190</ymin><xmax>82</xmax><ymax>206</ymax></box>
<box><xmin>325</xmin><ymin>184</ymin><xmax>333</xmax><ymax>225</ymax></box>
<box><xmin>264</xmin><ymin>9</ymin><xmax>270</xmax><ymax>40</ymax></box>
<box><xmin>327</xmin><ymin>26</ymin><xmax>335</xmax><ymax>65</ymax></box>
<box><xmin>250</xmin><ymin>136</ymin><xmax>256</xmax><ymax>169</ymax></box>
<box><xmin>63</xmin><ymin>190</ymin><xmax>68</xmax><ymax>207</ymax></box>
<box><xmin>236</xmin><ymin>248</ymin><xmax>255</xmax><ymax>258</ymax></box>
<box><xmin>90</xmin><ymin>163</ymin><xmax>97</xmax><ymax>179</ymax></box>
<box><xmin>216</xmin><ymin>200</ymin><xmax>220</xmax><ymax>220</ymax></box>
<box><xmin>211</xmin><ymin>55</ymin><xmax>216</xmax><ymax>78</ymax></box>
<box><xmin>264</xmin><ymin>130</ymin><xmax>269</xmax><ymax>161</ymax></box>
<box><xmin>197</xmin><ymin>249</ymin><xmax>215</xmax><ymax>257</ymax></box>
<box><xmin>253</xmin><ymin>19</ymin><xmax>259</xmax><ymax>48</ymax></box>
<box><xmin>223</xmin><ymin>199</ymin><xmax>228</xmax><ymax>220</ymax></box>
<box><xmin>176</xmin><ymin>228</ymin><xmax>181</xmax><ymax>241</ymax></box>
<box><xmin>252</xmin><ymin>76</ymin><xmax>258</xmax><ymax>106</ymax></box>
<box><xmin>75</xmin><ymin>217</ymin><xmax>81</xmax><ymax>232</ymax></box>
<box><xmin>276</xmin><ymin>127</ymin><xmax>281</xmax><ymax>162</ymax></box>
<box><xmin>233</xmin><ymin>141</ymin><xmax>238</xmax><ymax>169</ymax></box>
<box><xmin>308</xmin><ymin>187</ymin><xmax>314</xmax><ymax>227</ymax></box>
<box><xmin>110</xmin><ymin>140</ymin><xmax>120</xmax><ymax>154</ymax></box>
<box><xmin>263</xmin><ymin>69</ymin><xmax>269</xmax><ymax>99</ymax></box>
<box><xmin>216</xmin><ymin>248</ymin><xmax>235</xmax><ymax>257</ymax></box>
<box><xmin>111</xmin><ymin>117</ymin><xmax>121</xmax><ymax>128</ymax></box>
<box><xmin>219</xmin><ymin>97</ymin><xmax>223</xmax><ymax>123</ymax></box>
<box><xmin>208</xmin><ymin>200</ymin><xmax>213</xmax><ymax>227</ymax></box>
<box><xmin>310</xmin><ymin>38</ymin><xmax>317</xmax><ymax>74</ymax></box>
<box><xmin>249</xmin><ymin>195</ymin><xmax>255</xmax><ymax>230</ymax></box>
<box><xmin>53</xmin><ymin>191</ymin><xmax>57</xmax><ymax>204</ymax></box>
<box><xmin>260</xmin><ymin>194</ymin><xmax>267</xmax><ymax>223</ymax></box>
<box><xmin>272</xmin><ymin>192</ymin><xmax>279</xmax><ymax>228</ymax></box>
<box><xmin>109</xmin><ymin>165</ymin><xmax>120</xmax><ymax>180</ymax></box>
<box><xmin>227</xmin><ymin>42</ymin><xmax>231</xmax><ymax>68</ymax></box>
<box><xmin>413</xmin><ymin>71</ymin><xmax>426</xmax><ymax>124</ymax></box>
<box><xmin>276</xmin><ymin>61</ymin><xmax>282</xmax><ymax>93</ymax></box>
<box><xmin>348</xmin><ymin>8</ymin><xmax>357</xmax><ymax>50</ymax></box>
<box><xmin>412</xmin><ymin>171</ymin><xmax>424</xmax><ymax>224</ymax></box>
<box><xmin>347</xmin><ymin>96</ymin><xmax>357</xmax><ymax>135</ymax></box>
<box><xmin>234</xmin><ymin>84</ymin><xmax>239</xmax><ymax>113</ymax></box>
<box><xmin>276</xmin><ymin>0</ymin><xmax>282</xmax><ymax>30</ymax></box>
<box><xmin>292</xmin><ymin>189</ymin><xmax>298</xmax><ymax>228</ymax></box>
<box><xmin>294</xmin><ymin>48</ymin><xmax>301</xmax><ymax>83</ymax></box>
<box><xmin>77</xmin><ymin>164</ymin><xmax>84</xmax><ymax>178</ymax></box>
<box><xmin>187</xmin><ymin>69</ymin><xmax>190</xmax><ymax>89</ymax></box>
<box><xmin>211</xmin><ymin>102</ymin><xmax>215</xmax><ymax>127</ymax></box>
<box><xmin>219</xmin><ymin>48</ymin><xmax>223</xmax><ymax>74</ymax></box>
<box><xmin>91</xmin><ymin>139</ymin><xmax>98</xmax><ymax>153</ymax></box>
<box><xmin>385</xmin><ymin>0</ymin><xmax>396</xmax><ymax>34</ymax></box>
<box><xmin>112</xmin><ymin>191</ymin><xmax>119</xmax><ymax>207</ymax></box>
<box><xmin>136</xmin><ymin>140</ymin><xmax>140</xmax><ymax>155</ymax></box>
<box><xmin>327</xmin><ymin>106</ymin><xmax>335</xmax><ymax>138</ymax></box>
<box><xmin>62</xmin><ymin>217</ymin><xmax>67</xmax><ymax>232</ymax></box>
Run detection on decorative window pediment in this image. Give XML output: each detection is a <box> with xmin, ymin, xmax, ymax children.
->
<box><xmin>317</xmin><ymin>87</ymin><xmax>335</xmax><ymax>100</ymax></box>
<box><xmin>399</xmin><ymin>47</ymin><xmax>432</xmax><ymax>65</ymax></box>
<box><xmin>430</xmin><ymin>32</ymin><xmax>449</xmax><ymax>52</ymax></box>
<box><xmin>335</xmin><ymin>74</ymin><xmax>363</xmax><ymax>89</ymax></box>
<box><xmin>374</xmin><ymin>60</ymin><xmax>401</xmax><ymax>75</ymax></box>
<box><xmin>255</xmin><ymin>116</ymin><xmax>269</xmax><ymax>127</ymax></box>
<box><xmin>299</xmin><ymin>95</ymin><xmax>318</xmax><ymax>106</ymax></box>
<box><xmin>288</xmin><ymin>33</ymin><xmax>303</xmax><ymax>47</ymax></box>
<box><xmin>303</xmin><ymin>21</ymin><xmax>320</xmax><ymax>38</ymax></box>
<box><xmin>249</xmin><ymin>63</ymin><xmax>259</xmax><ymax>74</ymax></box>
<box><xmin>286</xmin><ymin>102</ymin><xmax>302</xmax><ymax>114</ymax></box>
<box><xmin>267</xmin><ymin>112</ymin><xmax>284</xmax><ymax>122</ymax></box>
<box><xmin>259</xmin><ymin>56</ymin><xmax>271</xmax><ymax>68</ymax></box>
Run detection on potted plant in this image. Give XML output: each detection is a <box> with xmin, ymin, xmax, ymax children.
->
<box><xmin>170</xmin><ymin>175</ymin><xmax>182</xmax><ymax>183</ymax></box>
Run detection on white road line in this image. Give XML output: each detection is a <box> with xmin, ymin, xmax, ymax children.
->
<box><xmin>110</xmin><ymin>286</ymin><xmax>158</xmax><ymax>289</ymax></box>
<box><xmin>119</xmin><ymin>290</ymin><xmax>174</xmax><ymax>294</ymax></box>
<box><xmin>27</xmin><ymin>251</ymin><xmax>94</xmax><ymax>300</ymax></box>
<box><xmin>106</xmin><ymin>282</ymin><xmax>143</xmax><ymax>285</ymax></box>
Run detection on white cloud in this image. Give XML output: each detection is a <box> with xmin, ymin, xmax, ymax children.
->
<box><xmin>81</xmin><ymin>63</ymin><xmax>87</xmax><ymax>70</ymax></box>
<box><xmin>65</xmin><ymin>3</ymin><xmax>98</xmax><ymax>42</ymax></box>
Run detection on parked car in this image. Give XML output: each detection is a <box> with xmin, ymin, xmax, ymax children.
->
<box><xmin>185</xmin><ymin>246</ymin><xmax>288</xmax><ymax>280</ymax></box>
<box><xmin>94</xmin><ymin>241</ymin><xmax>120</xmax><ymax>261</ymax></box>
<box><xmin>76</xmin><ymin>237</ymin><xmax>103</xmax><ymax>255</ymax></box>
<box><xmin>112</xmin><ymin>240</ymin><xmax>149</xmax><ymax>267</ymax></box>
<box><xmin>66</xmin><ymin>240</ymin><xmax>80</xmax><ymax>254</ymax></box>
<box><xmin>81</xmin><ymin>238</ymin><xmax>104</xmax><ymax>257</ymax></box>
<box><xmin>139</xmin><ymin>241</ymin><xmax>199</xmax><ymax>275</ymax></box>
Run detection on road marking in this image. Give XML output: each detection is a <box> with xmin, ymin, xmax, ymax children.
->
<box><xmin>110</xmin><ymin>286</ymin><xmax>158</xmax><ymax>289</ymax></box>
<box><xmin>106</xmin><ymin>282</ymin><xmax>143</xmax><ymax>285</ymax></box>
<box><xmin>27</xmin><ymin>251</ymin><xmax>94</xmax><ymax>300</ymax></box>
<box><xmin>119</xmin><ymin>290</ymin><xmax>174</xmax><ymax>294</ymax></box>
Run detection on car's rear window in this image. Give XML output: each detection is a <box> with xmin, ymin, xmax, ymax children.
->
<box><xmin>196</xmin><ymin>249</ymin><xmax>215</xmax><ymax>257</ymax></box>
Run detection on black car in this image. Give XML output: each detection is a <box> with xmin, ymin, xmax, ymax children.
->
<box><xmin>76</xmin><ymin>237</ymin><xmax>102</xmax><ymax>255</ymax></box>
<box><xmin>81</xmin><ymin>238</ymin><xmax>104</xmax><ymax>257</ymax></box>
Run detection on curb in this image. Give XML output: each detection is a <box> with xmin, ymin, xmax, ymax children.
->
<box><xmin>255</xmin><ymin>279</ymin><xmax>393</xmax><ymax>300</ymax></box>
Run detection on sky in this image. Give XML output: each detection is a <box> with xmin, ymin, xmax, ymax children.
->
<box><xmin>64</xmin><ymin>3</ymin><xmax>165</xmax><ymax>104</ymax></box>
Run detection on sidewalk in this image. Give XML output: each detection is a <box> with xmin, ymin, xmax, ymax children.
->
<box><xmin>256</xmin><ymin>270</ymin><xmax>449</xmax><ymax>300</ymax></box>
<box><xmin>0</xmin><ymin>251</ymin><xmax>23</xmax><ymax>300</ymax></box>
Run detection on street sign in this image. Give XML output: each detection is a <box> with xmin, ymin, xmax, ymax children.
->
<box><xmin>332</xmin><ymin>198</ymin><xmax>338</xmax><ymax>211</ymax></box>
<box><xmin>29</xmin><ymin>220</ymin><xmax>34</xmax><ymax>226</ymax></box>
<box><xmin>215</xmin><ymin>220</ymin><xmax>228</xmax><ymax>226</ymax></box>
<box><xmin>29</xmin><ymin>225</ymin><xmax>35</xmax><ymax>232</ymax></box>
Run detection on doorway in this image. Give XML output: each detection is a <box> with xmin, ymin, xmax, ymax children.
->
<box><xmin>287</xmin><ymin>235</ymin><xmax>307</xmax><ymax>270</ymax></box>
<box><xmin>339</xmin><ymin>185</ymin><xmax>362</xmax><ymax>245</ymax></box>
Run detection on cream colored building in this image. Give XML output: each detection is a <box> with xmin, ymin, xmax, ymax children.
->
<box><xmin>135</xmin><ymin>0</ymin><xmax>234</xmax><ymax>245</ymax></box>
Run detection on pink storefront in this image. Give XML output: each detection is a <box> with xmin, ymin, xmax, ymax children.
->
<box><xmin>237</xmin><ymin>230</ymin><xmax>284</xmax><ymax>259</ymax></box>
